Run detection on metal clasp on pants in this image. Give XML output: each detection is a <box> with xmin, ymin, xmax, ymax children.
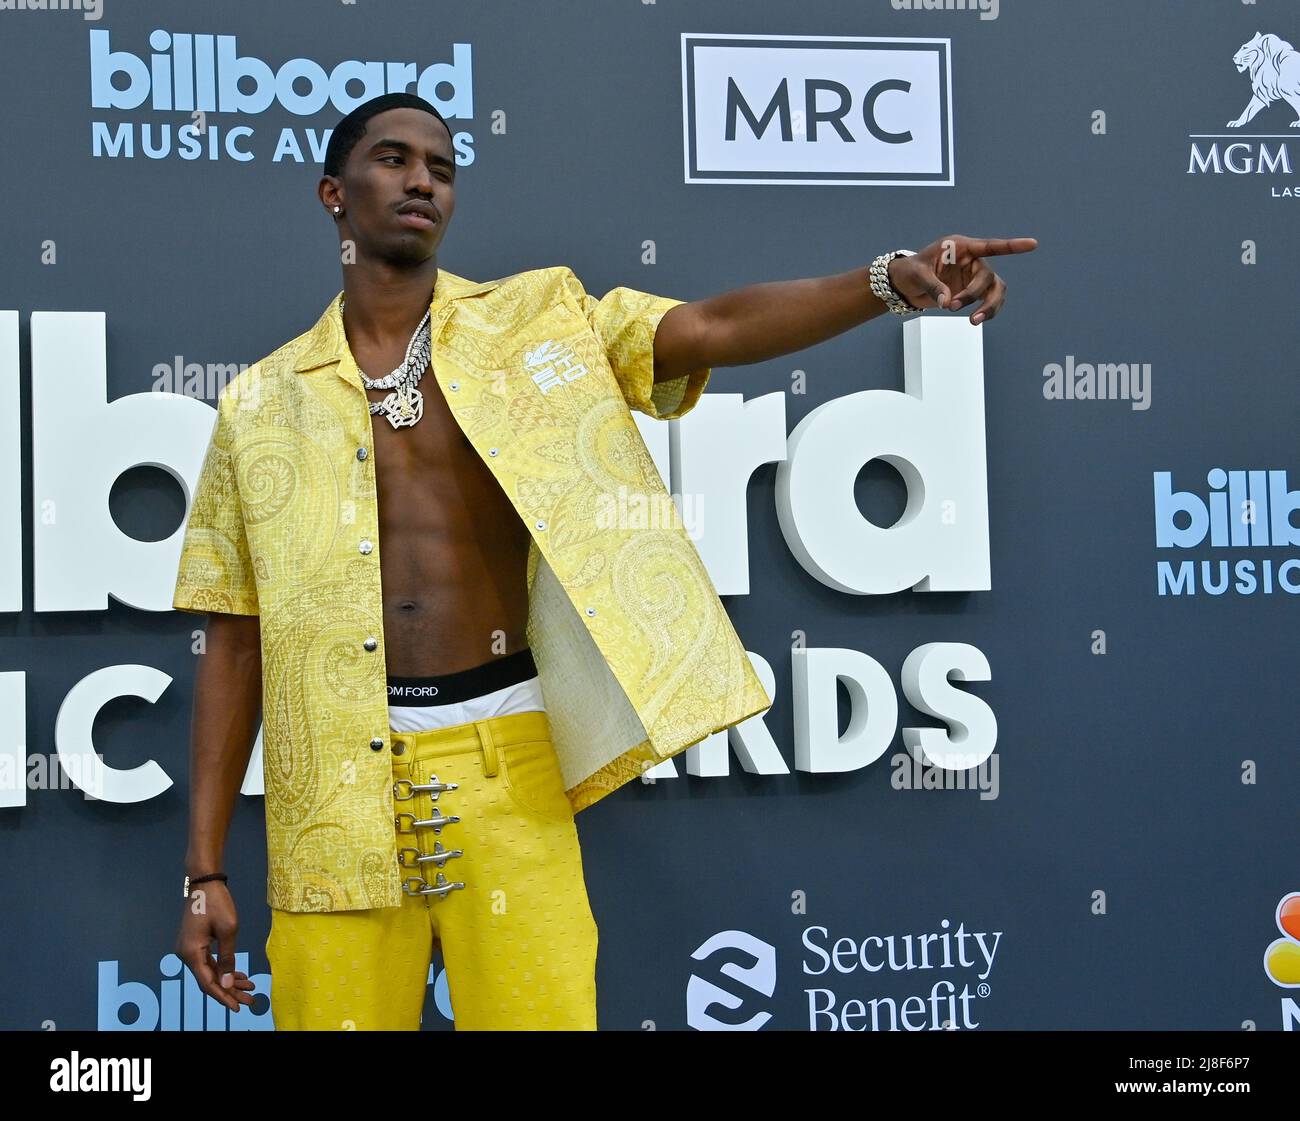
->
<box><xmin>398</xmin><ymin>839</ymin><xmax>463</xmax><ymax>868</ymax></box>
<box><xmin>402</xmin><ymin>872</ymin><xmax>466</xmax><ymax>898</ymax></box>
<box><xmin>395</xmin><ymin>809</ymin><xmax>460</xmax><ymax>833</ymax></box>
<box><xmin>393</xmin><ymin>778</ymin><xmax>458</xmax><ymax>801</ymax></box>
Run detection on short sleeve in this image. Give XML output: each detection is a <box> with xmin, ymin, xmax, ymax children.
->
<box><xmin>172</xmin><ymin>390</ymin><xmax>260</xmax><ymax>616</ymax></box>
<box><xmin>567</xmin><ymin>272</ymin><xmax>711</xmax><ymax>420</ymax></box>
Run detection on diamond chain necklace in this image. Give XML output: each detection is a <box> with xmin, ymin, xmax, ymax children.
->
<box><xmin>339</xmin><ymin>293</ymin><xmax>433</xmax><ymax>429</ymax></box>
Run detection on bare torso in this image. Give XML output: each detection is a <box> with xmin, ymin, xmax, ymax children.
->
<box><xmin>351</xmin><ymin>343</ymin><xmax>532</xmax><ymax>676</ymax></box>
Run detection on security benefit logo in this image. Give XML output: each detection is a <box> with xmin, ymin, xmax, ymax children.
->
<box><xmin>1188</xmin><ymin>31</ymin><xmax>1300</xmax><ymax>199</ymax></box>
<box><xmin>1264</xmin><ymin>892</ymin><xmax>1300</xmax><ymax>1032</ymax></box>
<box><xmin>88</xmin><ymin>28</ymin><xmax>477</xmax><ymax>164</ymax></box>
<box><xmin>687</xmin><ymin>920</ymin><xmax>1002</xmax><ymax>1031</ymax></box>
<box><xmin>687</xmin><ymin>932</ymin><xmax>778</xmax><ymax>1030</ymax></box>
<box><xmin>1153</xmin><ymin>469</ymin><xmax>1300</xmax><ymax>598</ymax></box>
<box><xmin>681</xmin><ymin>34</ymin><xmax>954</xmax><ymax>185</ymax></box>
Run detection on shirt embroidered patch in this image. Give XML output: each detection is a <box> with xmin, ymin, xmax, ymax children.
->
<box><xmin>526</xmin><ymin>338</ymin><xmax>589</xmax><ymax>393</ymax></box>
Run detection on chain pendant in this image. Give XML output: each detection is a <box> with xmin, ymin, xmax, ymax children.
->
<box><xmin>378</xmin><ymin>385</ymin><xmax>424</xmax><ymax>429</ymax></box>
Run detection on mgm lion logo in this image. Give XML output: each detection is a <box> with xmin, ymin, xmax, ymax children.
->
<box><xmin>1228</xmin><ymin>31</ymin><xmax>1300</xmax><ymax>128</ymax></box>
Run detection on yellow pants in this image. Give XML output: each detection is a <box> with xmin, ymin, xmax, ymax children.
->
<box><xmin>265</xmin><ymin>710</ymin><xmax>599</xmax><ymax>1030</ymax></box>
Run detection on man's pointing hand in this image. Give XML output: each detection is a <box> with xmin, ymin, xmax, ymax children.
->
<box><xmin>888</xmin><ymin>234</ymin><xmax>1039</xmax><ymax>325</ymax></box>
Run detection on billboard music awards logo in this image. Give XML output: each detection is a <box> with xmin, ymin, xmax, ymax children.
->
<box><xmin>97</xmin><ymin>953</ymin><xmax>270</xmax><ymax>1031</ymax></box>
<box><xmin>88</xmin><ymin>28</ymin><xmax>477</xmax><ymax>164</ymax></box>
<box><xmin>687</xmin><ymin>919</ymin><xmax>1002</xmax><ymax>1031</ymax></box>
<box><xmin>1188</xmin><ymin>31</ymin><xmax>1300</xmax><ymax>198</ymax></box>
<box><xmin>1264</xmin><ymin>893</ymin><xmax>1300</xmax><ymax>1032</ymax></box>
<box><xmin>1153</xmin><ymin>468</ymin><xmax>1300</xmax><ymax>598</ymax></box>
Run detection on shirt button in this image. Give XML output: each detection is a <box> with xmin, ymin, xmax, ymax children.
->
<box><xmin>585</xmin><ymin>607</ymin><xmax>596</xmax><ymax>617</ymax></box>
<box><xmin>359</xmin><ymin>539</ymin><xmax>373</xmax><ymax>555</ymax></box>
<box><xmin>369</xmin><ymin>737</ymin><xmax>385</xmax><ymax>751</ymax></box>
<box><xmin>535</xmin><ymin>519</ymin><xmax>547</xmax><ymax>530</ymax></box>
<box><xmin>488</xmin><ymin>447</ymin><xmax>499</xmax><ymax>457</ymax></box>
<box><xmin>356</xmin><ymin>447</ymin><xmax>368</xmax><ymax>461</ymax></box>
<box><xmin>363</xmin><ymin>636</ymin><xmax>378</xmax><ymax>651</ymax></box>
<box><xmin>449</xmin><ymin>381</ymin><xmax>459</xmax><ymax>391</ymax></box>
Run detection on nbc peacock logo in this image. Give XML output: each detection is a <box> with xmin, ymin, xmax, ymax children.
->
<box><xmin>1265</xmin><ymin>893</ymin><xmax>1300</xmax><ymax>986</ymax></box>
<box><xmin>1264</xmin><ymin>892</ymin><xmax>1300</xmax><ymax>1031</ymax></box>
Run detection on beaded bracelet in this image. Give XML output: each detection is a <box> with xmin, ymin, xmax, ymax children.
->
<box><xmin>183</xmin><ymin>872</ymin><xmax>229</xmax><ymax>898</ymax></box>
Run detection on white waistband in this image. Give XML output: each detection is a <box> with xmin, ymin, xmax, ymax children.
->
<box><xmin>387</xmin><ymin>674</ymin><xmax>546</xmax><ymax>733</ymax></box>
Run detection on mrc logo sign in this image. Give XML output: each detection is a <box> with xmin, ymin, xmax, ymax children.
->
<box><xmin>681</xmin><ymin>33</ymin><xmax>954</xmax><ymax>186</ymax></box>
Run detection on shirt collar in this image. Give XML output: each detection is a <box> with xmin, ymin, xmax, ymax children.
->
<box><xmin>292</xmin><ymin>268</ymin><xmax>501</xmax><ymax>374</ymax></box>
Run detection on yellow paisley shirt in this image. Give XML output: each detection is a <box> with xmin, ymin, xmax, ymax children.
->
<box><xmin>172</xmin><ymin>265</ymin><xmax>773</xmax><ymax>913</ymax></box>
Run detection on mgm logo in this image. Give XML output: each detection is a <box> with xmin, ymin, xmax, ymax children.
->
<box><xmin>1188</xmin><ymin>31</ymin><xmax>1300</xmax><ymax>198</ymax></box>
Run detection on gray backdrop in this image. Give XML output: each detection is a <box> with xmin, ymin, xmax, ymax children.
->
<box><xmin>1</xmin><ymin>0</ymin><xmax>1296</xmax><ymax>1031</ymax></box>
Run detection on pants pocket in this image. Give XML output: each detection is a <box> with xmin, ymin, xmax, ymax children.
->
<box><xmin>500</xmin><ymin>739</ymin><xmax>574</xmax><ymax>823</ymax></box>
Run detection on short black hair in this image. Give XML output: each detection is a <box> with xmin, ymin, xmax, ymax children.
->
<box><xmin>323</xmin><ymin>92</ymin><xmax>451</xmax><ymax>179</ymax></box>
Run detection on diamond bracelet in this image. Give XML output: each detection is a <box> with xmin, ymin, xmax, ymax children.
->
<box><xmin>869</xmin><ymin>250</ymin><xmax>924</xmax><ymax>317</ymax></box>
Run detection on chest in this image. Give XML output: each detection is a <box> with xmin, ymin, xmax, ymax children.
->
<box><xmin>358</xmin><ymin>364</ymin><xmax>514</xmax><ymax>528</ymax></box>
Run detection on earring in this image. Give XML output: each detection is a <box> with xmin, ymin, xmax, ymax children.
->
<box><xmin>333</xmin><ymin>205</ymin><xmax>341</xmax><ymax>215</ymax></box>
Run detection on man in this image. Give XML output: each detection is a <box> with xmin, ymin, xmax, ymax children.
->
<box><xmin>172</xmin><ymin>91</ymin><xmax>1035</xmax><ymax>1030</ymax></box>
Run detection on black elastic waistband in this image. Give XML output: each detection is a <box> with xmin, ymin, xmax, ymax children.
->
<box><xmin>387</xmin><ymin>647</ymin><xmax>538</xmax><ymax>705</ymax></box>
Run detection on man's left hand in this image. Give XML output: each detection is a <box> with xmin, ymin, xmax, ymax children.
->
<box><xmin>887</xmin><ymin>235</ymin><xmax>1039</xmax><ymax>325</ymax></box>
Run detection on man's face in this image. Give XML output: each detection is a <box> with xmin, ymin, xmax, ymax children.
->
<box><xmin>332</xmin><ymin>107</ymin><xmax>456</xmax><ymax>266</ymax></box>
